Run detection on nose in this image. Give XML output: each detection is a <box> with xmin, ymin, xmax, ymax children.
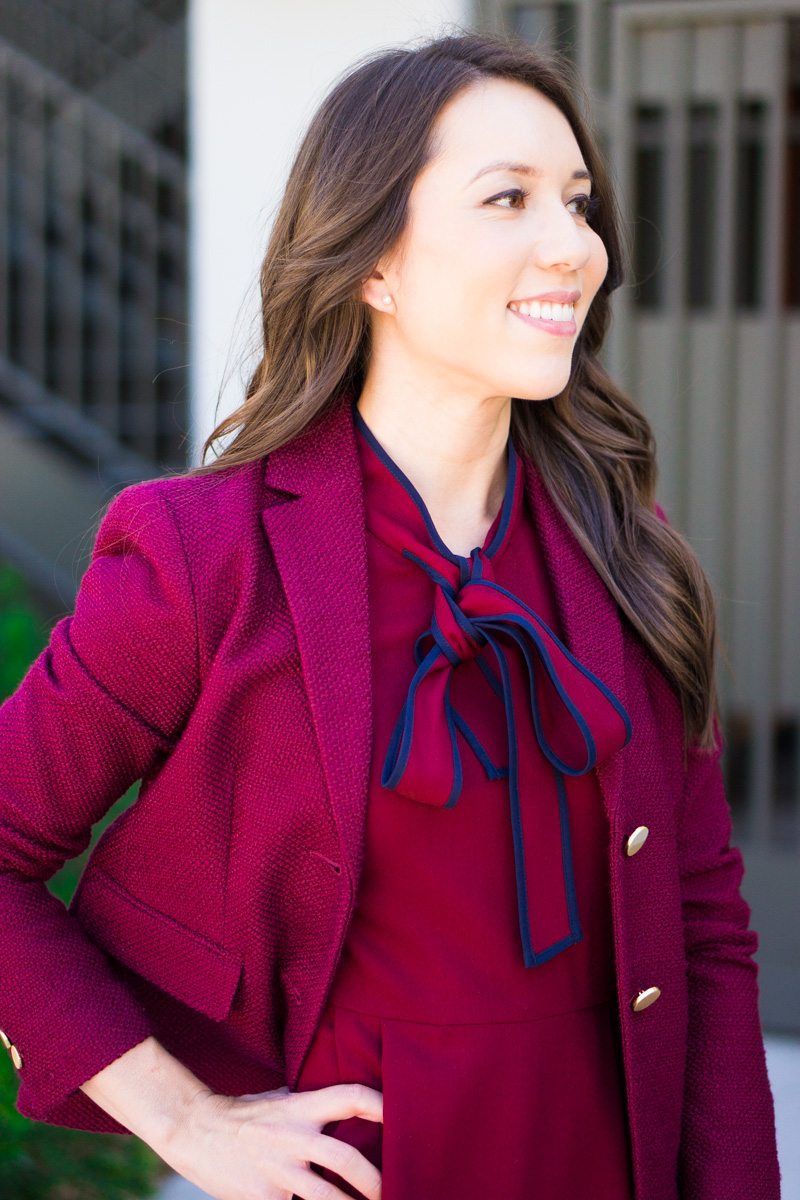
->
<box><xmin>530</xmin><ymin>198</ymin><xmax>594</xmax><ymax>274</ymax></box>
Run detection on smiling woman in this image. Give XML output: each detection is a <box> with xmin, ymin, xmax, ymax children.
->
<box><xmin>0</xmin><ymin>26</ymin><xmax>781</xmax><ymax>1200</ymax></box>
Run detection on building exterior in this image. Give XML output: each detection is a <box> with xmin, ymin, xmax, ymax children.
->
<box><xmin>476</xmin><ymin>0</ymin><xmax>800</xmax><ymax>1031</ymax></box>
<box><xmin>191</xmin><ymin>0</ymin><xmax>800</xmax><ymax>1033</ymax></box>
<box><xmin>0</xmin><ymin>2</ymin><xmax>189</xmax><ymax>606</ymax></box>
<box><xmin>0</xmin><ymin>1</ymin><xmax>795</xmax><ymax>1032</ymax></box>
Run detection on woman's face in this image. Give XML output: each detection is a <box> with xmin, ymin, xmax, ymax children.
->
<box><xmin>366</xmin><ymin>77</ymin><xmax>608</xmax><ymax>405</ymax></box>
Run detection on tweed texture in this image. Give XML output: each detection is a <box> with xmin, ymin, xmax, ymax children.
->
<box><xmin>0</xmin><ymin>395</ymin><xmax>780</xmax><ymax>1200</ymax></box>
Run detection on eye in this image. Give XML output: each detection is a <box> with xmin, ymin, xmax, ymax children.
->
<box><xmin>485</xmin><ymin>187</ymin><xmax>530</xmax><ymax>209</ymax></box>
<box><xmin>568</xmin><ymin>193</ymin><xmax>602</xmax><ymax>219</ymax></box>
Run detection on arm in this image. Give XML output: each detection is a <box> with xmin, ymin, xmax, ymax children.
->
<box><xmin>652</xmin><ymin>500</ymin><xmax>781</xmax><ymax>1197</ymax></box>
<box><xmin>675</xmin><ymin>717</ymin><xmax>780</xmax><ymax>1199</ymax></box>
<box><xmin>79</xmin><ymin>1035</ymin><xmax>211</xmax><ymax>1150</ymax></box>
<box><xmin>0</xmin><ymin>483</ymin><xmax>200</xmax><ymax>1124</ymax></box>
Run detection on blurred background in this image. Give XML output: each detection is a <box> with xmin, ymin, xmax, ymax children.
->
<box><xmin>0</xmin><ymin>0</ymin><xmax>797</xmax><ymax>1196</ymax></box>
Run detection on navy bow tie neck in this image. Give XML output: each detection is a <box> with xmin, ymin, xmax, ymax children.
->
<box><xmin>355</xmin><ymin>407</ymin><xmax>633</xmax><ymax>968</ymax></box>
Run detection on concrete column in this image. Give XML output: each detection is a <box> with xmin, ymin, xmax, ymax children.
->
<box><xmin>188</xmin><ymin>0</ymin><xmax>472</xmax><ymax>464</ymax></box>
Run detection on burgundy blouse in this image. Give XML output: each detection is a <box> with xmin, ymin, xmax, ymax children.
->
<box><xmin>294</xmin><ymin>405</ymin><xmax>636</xmax><ymax>1200</ymax></box>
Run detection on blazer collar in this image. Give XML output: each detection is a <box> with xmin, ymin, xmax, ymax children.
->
<box><xmin>261</xmin><ymin>396</ymin><xmax>628</xmax><ymax>889</ymax></box>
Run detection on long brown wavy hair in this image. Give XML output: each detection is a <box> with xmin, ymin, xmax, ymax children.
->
<box><xmin>183</xmin><ymin>29</ymin><xmax>722</xmax><ymax>758</ymax></box>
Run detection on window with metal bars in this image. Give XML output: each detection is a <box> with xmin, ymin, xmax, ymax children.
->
<box><xmin>631</xmin><ymin>104</ymin><xmax>667</xmax><ymax>311</ymax></box>
<box><xmin>785</xmin><ymin>18</ymin><xmax>800</xmax><ymax>308</ymax></box>
<box><xmin>734</xmin><ymin>99</ymin><xmax>768</xmax><ymax>311</ymax></box>
<box><xmin>0</xmin><ymin>5</ymin><xmax>189</xmax><ymax>470</ymax></box>
<box><xmin>685</xmin><ymin>102</ymin><xmax>720</xmax><ymax>311</ymax></box>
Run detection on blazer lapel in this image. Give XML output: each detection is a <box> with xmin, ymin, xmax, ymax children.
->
<box><xmin>522</xmin><ymin>455</ymin><xmax>630</xmax><ymax>824</ymax></box>
<box><xmin>260</xmin><ymin>399</ymin><xmax>373</xmax><ymax>888</ymax></box>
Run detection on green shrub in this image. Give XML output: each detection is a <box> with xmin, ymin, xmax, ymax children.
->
<box><xmin>0</xmin><ymin>561</ymin><xmax>171</xmax><ymax>1197</ymax></box>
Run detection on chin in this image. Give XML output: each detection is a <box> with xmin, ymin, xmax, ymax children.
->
<box><xmin>509</xmin><ymin>375</ymin><xmax>572</xmax><ymax>403</ymax></box>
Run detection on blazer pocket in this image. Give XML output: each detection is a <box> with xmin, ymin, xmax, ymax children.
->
<box><xmin>71</xmin><ymin>866</ymin><xmax>244</xmax><ymax>1022</ymax></box>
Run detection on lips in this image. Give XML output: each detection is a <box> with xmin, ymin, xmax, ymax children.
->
<box><xmin>510</xmin><ymin>289</ymin><xmax>581</xmax><ymax>305</ymax></box>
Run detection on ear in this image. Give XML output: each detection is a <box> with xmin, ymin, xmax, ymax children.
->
<box><xmin>361</xmin><ymin>268</ymin><xmax>395</xmax><ymax>314</ymax></box>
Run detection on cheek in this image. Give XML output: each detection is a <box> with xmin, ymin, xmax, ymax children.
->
<box><xmin>587</xmin><ymin>232</ymin><xmax>609</xmax><ymax>292</ymax></box>
<box><xmin>401</xmin><ymin>215</ymin><xmax>515</xmax><ymax>316</ymax></box>
<box><xmin>400</xmin><ymin>249</ymin><xmax>498</xmax><ymax>342</ymax></box>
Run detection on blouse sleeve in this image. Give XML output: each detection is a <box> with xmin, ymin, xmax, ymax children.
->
<box><xmin>0</xmin><ymin>481</ymin><xmax>200</xmax><ymax>1124</ymax></box>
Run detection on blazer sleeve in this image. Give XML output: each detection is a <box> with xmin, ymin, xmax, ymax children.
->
<box><xmin>653</xmin><ymin>500</ymin><xmax>781</xmax><ymax>1198</ymax></box>
<box><xmin>0</xmin><ymin>481</ymin><xmax>201</xmax><ymax>1123</ymax></box>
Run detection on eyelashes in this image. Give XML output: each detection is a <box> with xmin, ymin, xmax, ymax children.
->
<box><xmin>486</xmin><ymin>187</ymin><xmax>601</xmax><ymax>219</ymax></box>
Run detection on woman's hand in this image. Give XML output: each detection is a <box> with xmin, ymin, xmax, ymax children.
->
<box><xmin>162</xmin><ymin>1081</ymin><xmax>383</xmax><ymax>1200</ymax></box>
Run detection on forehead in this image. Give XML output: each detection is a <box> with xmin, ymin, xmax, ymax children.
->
<box><xmin>425</xmin><ymin>77</ymin><xmax>582</xmax><ymax>177</ymax></box>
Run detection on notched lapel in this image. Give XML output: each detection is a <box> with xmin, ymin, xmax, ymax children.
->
<box><xmin>522</xmin><ymin>455</ymin><xmax>630</xmax><ymax>822</ymax></box>
<box><xmin>260</xmin><ymin>401</ymin><xmax>373</xmax><ymax>889</ymax></box>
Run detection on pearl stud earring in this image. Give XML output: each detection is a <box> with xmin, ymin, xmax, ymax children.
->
<box><xmin>381</xmin><ymin>295</ymin><xmax>392</xmax><ymax>305</ymax></box>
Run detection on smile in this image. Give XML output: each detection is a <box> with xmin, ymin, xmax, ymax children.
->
<box><xmin>509</xmin><ymin>300</ymin><xmax>574</xmax><ymax>321</ymax></box>
<box><xmin>508</xmin><ymin>300</ymin><xmax>577</xmax><ymax>337</ymax></box>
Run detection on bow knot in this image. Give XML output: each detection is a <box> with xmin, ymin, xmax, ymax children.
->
<box><xmin>432</xmin><ymin>585</ymin><xmax>487</xmax><ymax>666</ymax></box>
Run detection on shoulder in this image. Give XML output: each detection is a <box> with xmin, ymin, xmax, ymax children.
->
<box><xmin>100</xmin><ymin>458</ymin><xmax>267</xmax><ymax>559</ymax></box>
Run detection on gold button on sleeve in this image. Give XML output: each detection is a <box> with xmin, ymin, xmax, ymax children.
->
<box><xmin>625</xmin><ymin>825</ymin><xmax>649</xmax><ymax>856</ymax></box>
<box><xmin>631</xmin><ymin>986</ymin><xmax>661</xmax><ymax>1012</ymax></box>
<box><xmin>0</xmin><ymin>1030</ymin><xmax>10</xmax><ymax>1051</ymax></box>
<box><xmin>9</xmin><ymin>1045</ymin><xmax>22</xmax><ymax>1069</ymax></box>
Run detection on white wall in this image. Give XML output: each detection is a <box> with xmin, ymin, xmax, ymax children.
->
<box><xmin>188</xmin><ymin>0</ymin><xmax>473</xmax><ymax>465</ymax></box>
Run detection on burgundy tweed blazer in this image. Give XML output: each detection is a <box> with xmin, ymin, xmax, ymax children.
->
<box><xmin>0</xmin><ymin>396</ymin><xmax>781</xmax><ymax>1199</ymax></box>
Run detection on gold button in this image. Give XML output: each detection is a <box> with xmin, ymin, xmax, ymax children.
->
<box><xmin>625</xmin><ymin>825</ymin><xmax>649</xmax><ymax>856</ymax></box>
<box><xmin>631</xmin><ymin>986</ymin><xmax>661</xmax><ymax>1012</ymax></box>
<box><xmin>0</xmin><ymin>1029</ymin><xmax>10</xmax><ymax>1051</ymax></box>
<box><xmin>9</xmin><ymin>1045</ymin><xmax>22</xmax><ymax>1069</ymax></box>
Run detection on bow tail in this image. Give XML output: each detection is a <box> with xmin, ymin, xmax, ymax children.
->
<box><xmin>483</xmin><ymin>628</ymin><xmax>583</xmax><ymax>968</ymax></box>
<box><xmin>382</xmin><ymin>644</ymin><xmax>470</xmax><ymax>807</ymax></box>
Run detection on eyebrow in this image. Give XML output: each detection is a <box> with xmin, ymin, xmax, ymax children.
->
<box><xmin>467</xmin><ymin>160</ymin><xmax>594</xmax><ymax>189</ymax></box>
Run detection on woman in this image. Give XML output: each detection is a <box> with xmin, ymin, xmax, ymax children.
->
<box><xmin>0</xmin><ymin>29</ymin><xmax>780</xmax><ymax>1200</ymax></box>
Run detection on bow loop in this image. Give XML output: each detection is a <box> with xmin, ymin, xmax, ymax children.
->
<box><xmin>381</xmin><ymin>565</ymin><xmax>632</xmax><ymax>967</ymax></box>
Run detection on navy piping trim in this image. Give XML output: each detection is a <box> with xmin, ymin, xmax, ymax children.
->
<box><xmin>402</xmin><ymin>549</ymin><xmax>456</xmax><ymax>595</ymax></box>
<box><xmin>381</xmin><ymin>641</ymin><xmax>441</xmax><ymax>789</ymax></box>
<box><xmin>431</xmin><ymin>609</ymin><xmax>462</xmax><ymax>666</ymax></box>
<box><xmin>443</xmin><ymin>673</ymin><xmax>462</xmax><ymax>808</ymax></box>
<box><xmin>483</xmin><ymin>437</ymin><xmax>517</xmax><ymax>557</ymax></box>
<box><xmin>480</xmin><ymin>615</ymin><xmax>598</xmax><ymax>775</ymax></box>
<box><xmin>452</xmin><ymin>708</ymin><xmax>509</xmax><ymax>780</ymax></box>
<box><xmin>554</xmin><ymin>764</ymin><xmax>582</xmax><ymax>940</ymax></box>
<box><xmin>479</xmin><ymin>626</ymin><xmax>533</xmax><ymax>962</ymax></box>
<box><xmin>442</xmin><ymin>589</ymin><xmax>487</xmax><ymax>653</ymax></box>
<box><xmin>461</xmin><ymin>578</ymin><xmax>633</xmax><ymax>748</ymax></box>
<box><xmin>480</xmin><ymin>624</ymin><xmax>584</xmax><ymax>966</ymax></box>
<box><xmin>476</xmin><ymin>652</ymin><xmax>504</xmax><ymax>699</ymax></box>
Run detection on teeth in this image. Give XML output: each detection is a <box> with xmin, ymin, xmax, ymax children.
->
<box><xmin>510</xmin><ymin>301</ymin><xmax>574</xmax><ymax>321</ymax></box>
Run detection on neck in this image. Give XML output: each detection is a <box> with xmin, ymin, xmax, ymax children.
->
<box><xmin>355</xmin><ymin>373</ymin><xmax>512</xmax><ymax>558</ymax></box>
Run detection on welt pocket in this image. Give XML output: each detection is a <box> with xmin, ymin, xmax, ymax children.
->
<box><xmin>72</xmin><ymin>866</ymin><xmax>244</xmax><ymax>1022</ymax></box>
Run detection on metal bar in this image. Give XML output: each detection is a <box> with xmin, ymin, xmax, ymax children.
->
<box><xmin>0</xmin><ymin>351</ymin><xmax>156</xmax><ymax>486</ymax></box>
<box><xmin>760</xmin><ymin>22</ymin><xmax>791</xmax><ymax>843</ymax></box>
<box><xmin>616</xmin><ymin>0</ymin><xmax>800</xmax><ymax>27</ymax></box>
